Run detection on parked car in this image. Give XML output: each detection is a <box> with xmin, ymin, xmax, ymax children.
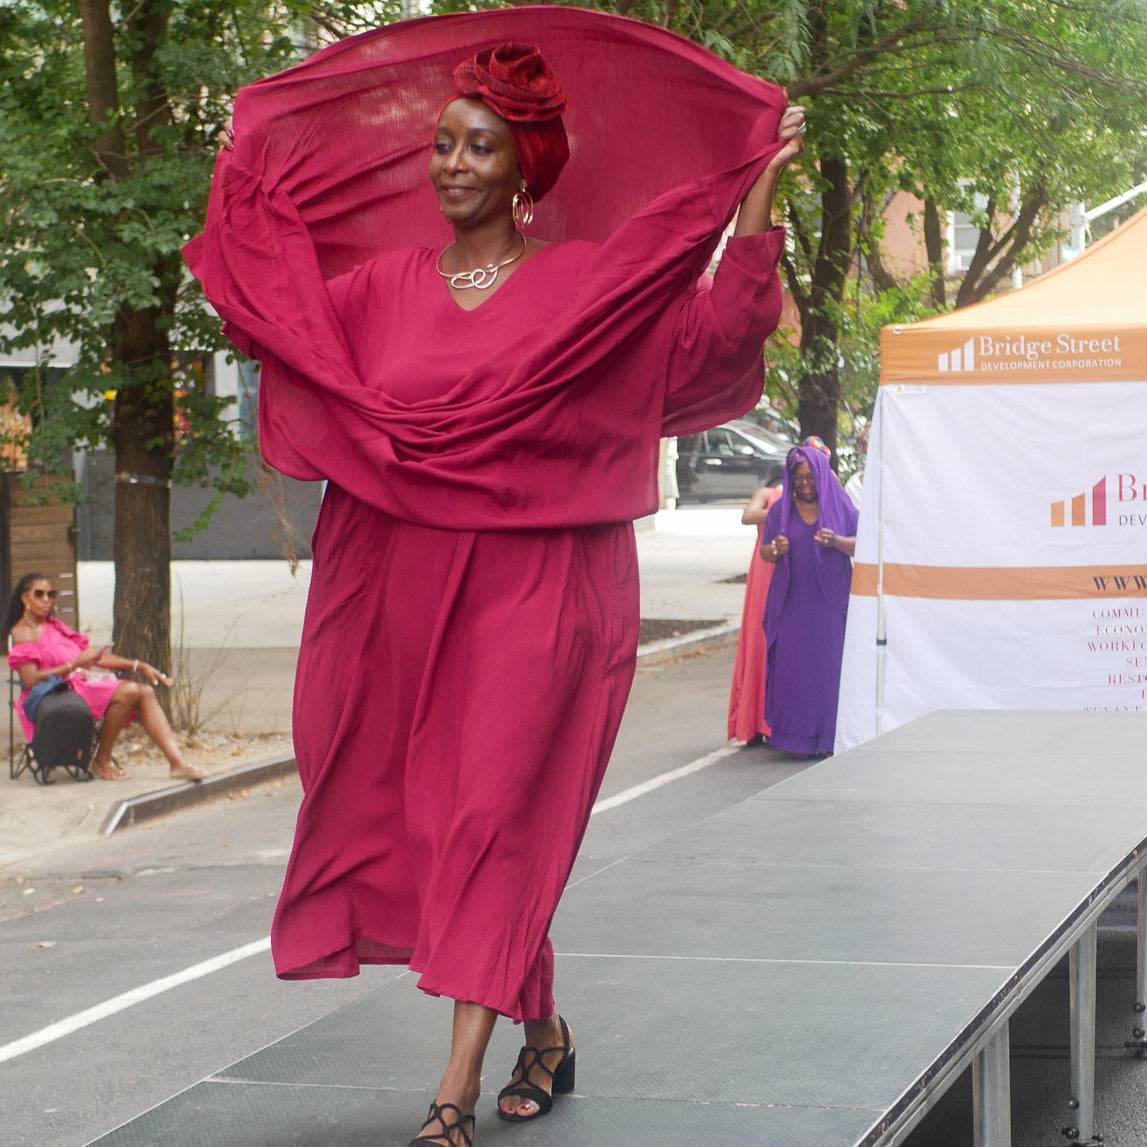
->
<box><xmin>675</xmin><ymin>419</ymin><xmax>792</xmax><ymax>502</ymax></box>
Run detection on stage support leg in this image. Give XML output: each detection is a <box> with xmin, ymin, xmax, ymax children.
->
<box><xmin>1131</xmin><ymin>875</ymin><xmax>1147</xmax><ymax>1055</ymax></box>
<box><xmin>1064</xmin><ymin>922</ymin><xmax>1100</xmax><ymax>1144</ymax></box>
<box><xmin>973</xmin><ymin>1023</ymin><xmax>1011</xmax><ymax>1147</ymax></box>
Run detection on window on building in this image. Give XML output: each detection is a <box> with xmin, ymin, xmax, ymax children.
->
<box><xmin>948</xmin><ymin>189</ymin><xmax>990</xmax><ymax>273</ymax></box>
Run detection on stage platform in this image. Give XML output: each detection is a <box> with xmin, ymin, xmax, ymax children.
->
<box><xmin>91</xmin><ymin>710</ymin><xmax>1147</xmax><ymax>1146</ymax></box>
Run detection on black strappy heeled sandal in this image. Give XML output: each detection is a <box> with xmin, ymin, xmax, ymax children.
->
<box><xmin>408</xmin><ymin>1101</ymin><xmax>475</xmax><ymax>1147</ymax></box>
<box><xmin>496</xmin><ymin>1015</ymin><xmax>576</xmax><ymax>1123</ymax></box>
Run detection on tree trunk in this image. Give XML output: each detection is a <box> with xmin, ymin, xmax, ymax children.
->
<box><xmin>78</xmin><ymin>0</ymin><xmax>128</xmax><ymax>180</ymax></box>
<box><xmin>110</xmin><ymin>283</ymin><xmax>177</xmax><ymax>680</ymax></box>
<box><xmin>796</xmin><ymin>151</ymin><xmax>852</xmax><ymax>456</ymax></box>
<box><xmin>80</xmin><ymin>0</ymin><xmax>178</xmax><ymax>689</ymax></box>
<box><xmin>923</xmin><ymin>197</ymin><xmax>946</xmax><ymax>308</ymax></box>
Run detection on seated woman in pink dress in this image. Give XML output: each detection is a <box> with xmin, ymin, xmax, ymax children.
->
<box><xmin>6</xmin><ymin>572</ymin><xmax>205</xmax><ymax>782</ymax></box>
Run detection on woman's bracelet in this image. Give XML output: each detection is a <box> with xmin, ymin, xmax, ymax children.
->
<box><xmin>132</xmin><ymin>659</ymin><xmax>139</xmax><ymax>674</ymax></box>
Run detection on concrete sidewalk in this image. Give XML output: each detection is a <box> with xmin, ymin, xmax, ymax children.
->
<box><xmin>2</xmin><ymin>505</ymin><xmax>758</xmax><ymax>866</ymax></box>
<box><xmin>56</xmin><ymin>503</ymin><xmax>758</xmax><ymax>735</ymax></box>
<box><xmin>72</xmin><ymin>503</ymin><xmax>756</xmax><ymax>651</ymax></box>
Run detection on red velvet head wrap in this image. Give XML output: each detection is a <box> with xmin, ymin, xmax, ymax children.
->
<box><xmin>452</xmin><ymin>43</ymin><xmax>570</xmax><ymax>201</ymax></box>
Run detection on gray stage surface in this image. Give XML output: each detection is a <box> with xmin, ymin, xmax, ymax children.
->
<box><xmin>90</xmin><ymin>710</ymin><xmax>1147</xmax><ymax>1146</ymax></box>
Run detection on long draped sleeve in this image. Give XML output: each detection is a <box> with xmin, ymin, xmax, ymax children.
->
<box><xmin>184</xmin><ymin>8</ymin><xmax>789</xmax><ymax>529</ymax></box>
<box><xmin>662</xmin><ymin>227</ymin><xmax>786</xmax><ymax>435</ymax></box>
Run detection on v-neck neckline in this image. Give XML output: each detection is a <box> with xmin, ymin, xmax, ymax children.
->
<box><xmin>435</xmin><ymin>242</ymin><xmax>551</xmax><ymax>315</ymax></box>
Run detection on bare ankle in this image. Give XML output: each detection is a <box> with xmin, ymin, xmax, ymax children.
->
<box><xmin>437</xmin><ymin>1068</ymin><xmax>481</xmax><ymax>1111</ymax></box>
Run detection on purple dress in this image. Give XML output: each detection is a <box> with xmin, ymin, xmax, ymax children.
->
<box><xmin>761</xmin><ymin>447</ymin><xmax>858</xmax><ymax>755</ymax></box>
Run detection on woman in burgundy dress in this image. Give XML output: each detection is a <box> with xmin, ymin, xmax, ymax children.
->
<box><xmin>188</xmin><ymin>10</ymin><xmax>803</xmax><ymax>1145</ymax></box>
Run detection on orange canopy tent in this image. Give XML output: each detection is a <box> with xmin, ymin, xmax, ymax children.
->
<box><xmin>836</xmin><ymin>206</ymin><xmax>1147</xmax><ymax>750</ymax></box>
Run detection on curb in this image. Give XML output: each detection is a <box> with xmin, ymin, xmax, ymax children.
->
<box><xmin>100</xmin><ymin>622</ymin><xmax>742</xmax><ymax>834</ymax></box>
<box><xmin>635</xmin><ymin>621</ymin><xmax>740</xmax><ymax>667</ymax></box>
<box><xmin>100</xmin><ymin>752</ymin><xmax>297</xmax><ymax>835</ymax></box>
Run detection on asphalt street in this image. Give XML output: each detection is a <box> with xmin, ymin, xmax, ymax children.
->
<box><xmin>2</xmin><ymin>644</ymin><xmax>1146</xmax><ymax>1146</ymax></box>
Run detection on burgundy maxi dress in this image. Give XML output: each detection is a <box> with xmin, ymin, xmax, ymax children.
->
<box><xmin>184</xmin><ymin>7</ymin><xmax>788</xmax><ymax>1022</ymax></box>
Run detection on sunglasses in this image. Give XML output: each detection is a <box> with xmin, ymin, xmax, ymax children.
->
<box><xmin>30</xmin><ymin>588</ymin><xmax>58</xmax><ymax>601</ymax></box>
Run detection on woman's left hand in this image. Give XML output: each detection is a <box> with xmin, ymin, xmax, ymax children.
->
<box><xmin>815</xmin><ymin>527</ymin><xmax>836</xmax><ymax>549</ymax></box>
<box><xmin>141</xmin><ymin>664</ymin><xmax>174</xmax><ymax>688</ymax></box>
<box><xmin>764</xmin><ymin>106</ymin><xmax>806</xmax><ymax>174</ymax></box>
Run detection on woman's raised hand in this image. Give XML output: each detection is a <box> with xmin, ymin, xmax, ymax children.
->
<box><xmin>764</xmin><ymin>106</ymin><xmax>806</xmax><ymax>174</ymax></box>
<box><xmin>734</xmin><ymin>106</ymin><xmax>806</xmax><ymax>235</ymax></box>
<box><xmin>218</xmin><ymin>114</ymin><xmax>235</xmax><ymax>151</ymax></box>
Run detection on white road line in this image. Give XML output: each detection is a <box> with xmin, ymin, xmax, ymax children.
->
<box><xmin>590</xmin><ymin>745</ymin><xmax>741</xmax><ymax>815</ymax></box>
<box><xmin>0</xmin><ymin>937</ymin><xmax>271</xmax><ymax>1065</ymax></box>
<box><xmin>1</xmin><ymin>745</ymin><xmax>742</xmax><ymax>1065</ymax></box>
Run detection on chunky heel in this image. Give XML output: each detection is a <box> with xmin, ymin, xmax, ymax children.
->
<box><xmin>496</xmin><ymin>1015</ymin><xmax>576</xmax><ymax>1123</ymax></box>
<box><xmin>552</xmin><ymin>1049</ymin><xmax>576</xmax><ymax>1094</ymax></box>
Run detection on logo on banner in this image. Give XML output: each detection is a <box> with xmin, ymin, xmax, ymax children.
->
<box><xmin>937</xmin><ymin>338</ymin><xmax>975</xmax><ymax>373</ymax></box>
<box><xmin>1051</xmin><ymin>473</ymin><xmax>1147</xmax><ymax>528</ymax></box>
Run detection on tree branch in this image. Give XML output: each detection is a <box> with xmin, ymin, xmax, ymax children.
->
<box><xmin>780</xmin><ymin>250</ymin><xmax>810</xmax><ymax>324</ymax></box>
<box><xmin>787</xmin><ymin>11</ymin><xmax>931</xmax><ymax>99</ymax></box>
<box><xmin>955</xmin><ymin>183</ymin><xmax>1049</xmax><ymax>308</ymax></box>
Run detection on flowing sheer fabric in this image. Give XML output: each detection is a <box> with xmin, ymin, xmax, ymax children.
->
<box><xmin>183</xmin><ymin>5</ymin><xmax>786</xmax><ymax>529</ymax></box>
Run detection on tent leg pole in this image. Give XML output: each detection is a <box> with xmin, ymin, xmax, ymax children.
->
<box><xmin>973</xmin><ymin>1022</ymin><xmax>1011</xmax><ymax>1147</ymax></box>
<box><xmin>1064</xmin><ymin>923</ymin><xmax>1100</xmax><ymax>1144</ymax></box>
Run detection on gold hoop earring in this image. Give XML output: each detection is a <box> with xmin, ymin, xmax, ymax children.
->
<box><xmin>512</xmin><ymin>188</ymin><xmax>535</xmax><ymax>229</ymax></box>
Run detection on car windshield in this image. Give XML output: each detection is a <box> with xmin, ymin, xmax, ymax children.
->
<box><xmin>730</xmin><ymin>426</ymin><xmax>785</xmax><ymax>456</ymax></box>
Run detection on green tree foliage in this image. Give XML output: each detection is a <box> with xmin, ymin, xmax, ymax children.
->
<box><xmin>0</xmin><ymin>1</ymin><xmax>399</xmax><ymax>671</ymax></box>
<box><xmin>2</xmin><ymin>2</ymin><xmax>1144</xmax><ymax>676</ymax></box>
<box><xmin>445</xmin><ymin>0</ymin><xmax>1147</xmax><ymax>449</ymax></box>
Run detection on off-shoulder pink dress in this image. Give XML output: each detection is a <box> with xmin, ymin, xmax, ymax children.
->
<box><xmin>8</xmin><ymin>618</ymin><xmax>120</xmax><ymax>741</ymax></box>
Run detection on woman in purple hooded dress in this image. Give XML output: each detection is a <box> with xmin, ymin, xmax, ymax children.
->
<box><xmin>760</xmin><ymin>444</ymin><xmax>858</xmax><ymax>756</ymax></box>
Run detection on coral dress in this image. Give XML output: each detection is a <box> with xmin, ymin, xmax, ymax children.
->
<box><xmin>8</xmin><ymin>618</ymin><xmax>120</xmax><ymax>741</ymax></box>
<box><xmin>727</xmin><ymin>486</ymin><xmax>783</xmax><ymax>742</ymax></box>
<box><xmin>183</xmin><ymin>8</ymin><xmax>789</xmax><ymax>1022</ymax></box>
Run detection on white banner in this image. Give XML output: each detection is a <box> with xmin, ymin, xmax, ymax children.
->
<box><xmin>836</xmin><ymin>379</ymin><xmax>1147</xmax><ymax>751</ymax></box>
